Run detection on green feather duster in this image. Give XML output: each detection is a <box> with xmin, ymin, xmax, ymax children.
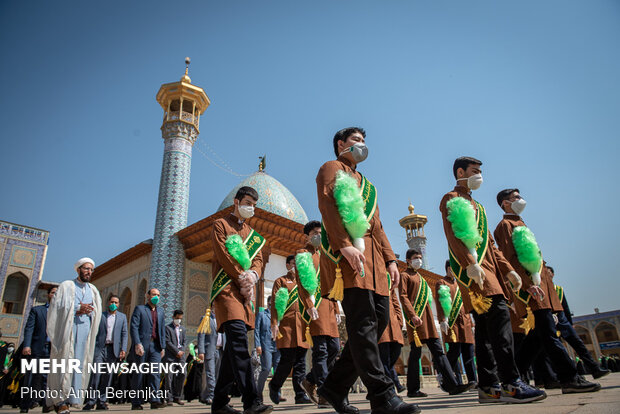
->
<box><xmin>296</xmin><ymin>252</ymin><xmax>318</xmax><ymax>296</ymax></box>
<box><xmin>333</xmin><ymin>170</ymin><xmax>369</xmax><ymax>240</ymax></box>
<box><xmin>274</xmin><ymin>287</ymin><xmax>289</xmax><ymax>322</ymax></box>
<box><xmin>438</xmin><ymin>285</ymin><xmax>452</xmax><ymax>316</ymax></box>
<box><xmin>512</xmin><ymin>226</ymin><xmax>542</xmax><ymax>275</ymax></box>
<box><xmin>446</xmin><ymin>197</ymin><xmax>482</xmax><ymax>250</ymax></box>
<box><xmin>225</xmin><ymin>234</ymin><xmax>251</xmax><ymax>270</ymax></box>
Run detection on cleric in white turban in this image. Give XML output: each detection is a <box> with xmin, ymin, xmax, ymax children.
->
<box><xmin>47</xmin><ymin>257</ymin><xmax>101</xmax><ymax>414</ymax></box>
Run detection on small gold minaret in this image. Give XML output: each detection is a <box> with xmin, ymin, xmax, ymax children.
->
<box><xmin>398</xmin><ymin>202</ymin><xmax>429</xmax><ymax>269</ymax></box>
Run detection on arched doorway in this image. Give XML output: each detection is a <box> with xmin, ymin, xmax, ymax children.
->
<box><xmin>2</xmin><ymin>272</ymin><xmax>28</xmax><ymax>314</ymax></box>
<box><xmin>137</xmin><ymin>279</ymin><xmax>147</xmax><ymax>306</ymax></box>
<box><xmin>595</xmin><ymin>322</ymin><xmax>619</xmax><ymax>344</ymax></box>
<box><xmin>119</xmin><ymin>287</ymin><xmax>132</xmax><ymax>316</ymax></box>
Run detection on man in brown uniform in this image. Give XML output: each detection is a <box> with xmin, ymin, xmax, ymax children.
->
<box><xmin>440</xmin><ymin>156</ymin><xmax>545</xmax><ymax>404</ymax></box>
<box><xmin>378</xmin><ymin>279</ymin><xmax>406</xmax><ymax>394</ymax></box>
<box><xmin>435</xmin><ymin>260</ymin><xmax>476</xmax><ymax>387</ymax></box>
<box><xmin>210</xmin><ymin>186</ymin><xmax>272</xmax><ymax>414</ymax></box>
<box><xmin>494</xmin><ymin>188</ymin><xmax>600</xmax><ymax>394</ymax></box>
<box><xmin>268</xmin><ymin>255</ymin><xmax>312</xmax><ymax>405</ymax></box>
<box><xmin>316</xmin><ymin>127</ymin><xmax>419</xmax><ymax>414</ymax></box>
<box><xmin>400</xmin><ymin>249</ymin><xmax>470</xmax><ymax>397</ymax></box>
<box><xmin>296</xmin><ymin>221</ymin><xmax>341</xmax><ymax>407</ymax></box>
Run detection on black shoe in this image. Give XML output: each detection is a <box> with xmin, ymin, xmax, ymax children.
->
<box><xmin>449</xmin><ymin>383</ymin><xmax>472</xmax><ymax>395</ymax></box>
<box><xmin>562</xmin><ymin>376</ymin><xmax>601</xmax><ymax>394</ymax></box>
<box><xmin>317</xmin><ymin>386</ymin><xmax>359</xmax><ymax>414</ymax></box>
<box><xmin>150</xmin><ymin>402</ymin><xmax>166</xmax><ymax>409</ymax></box>
<box><xmin>466</xmin><ymin>381</ymin><xmax>478</xmax><ymax>390</ymax></box>
<box><xmin>406</xmin><ymin>391</ymin><xmax>427</xmax><ymax>398</ymax></box>
<box><xmin>371</xmin><ymin>396</ymin><xmax>421</xmax><ymax>414</ymax></box>
<box><xmin>396</xmin><ymin>385</ymin><xmax>406</xmax><ymax>393</ymax></box>
<box><xmin>592</xmin><ymin>367</ymin><xmax>611</xmax><ymax>379</ymax></box>
<box><xmin>295</xmin><ymin>396</ymin><xmax>312</xmax><ymax>404</ymax></box>
<box><xmin>130</xmin><ymin>405</ymin><xmax>143</xmax><ymax>411</ymax></box>
<box><xmin>212</xmin><ymin>405</ymin><xmax>242</xmax><ymax>414</ymax></box>
<box><xmin>173</xmin><ymin>398</ymin><xmax>185</xmax><ymax>406</ymax></box>
<box><xmin>544</xmin><ymin>380</ymin><xmax>562</xmax><ymax>389</ymax></box>
<box><xmin>82</xmin><ymin>403</ymin><xmax>95</xmax><ymax>411</ymax></box>
<box><xmin>200</xmin><ymin>398</ymin><xmax>213</xmax><ymax>405</ymax></box>
<box><xmin>243</xmin><ymin>402</ymin><xmax>273</xmax><ymax>414</ymax></box>
<box><xmin>268</xmin><ymin>383</ymin><xmax>280</xmax><ymax>405</ymax></box>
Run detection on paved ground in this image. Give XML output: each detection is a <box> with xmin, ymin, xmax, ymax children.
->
<box><xmin>5</xmin><ymin>373</ymin><xmax>619</xmax><ymax>413</ymax></box>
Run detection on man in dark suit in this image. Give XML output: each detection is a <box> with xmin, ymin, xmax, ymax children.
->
<box><xmin>20</xmin><ymin>286</ymin><xmax>57</xmax><ymax>413</ymax></box>
<box><xmin>84</xmin><ymin>294</ymin><xmax>128</xmax><ymax>410</ymax></box>
<box><xmin>197</xmin><ymin>309</ymin><xmax>218</xmax><ymax>405</ymax></box>
<box><xmin>164</xmin><ymin>310</ymin><xmax>187</xmax><ymax>405</ymax></box>
<box><xmin>130</xmin><ymin>288</ymin><xmax>166</xmax><ymax>410</ymax></box>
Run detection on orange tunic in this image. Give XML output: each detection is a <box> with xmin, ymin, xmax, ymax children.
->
<box><xmin>317</xmin><ymin>157</ymin><xmax>397</xmax><ymax>298</ymax></box>
<box><xmin>296</xmin><ymin>244</ymin><xmax>340</xmax><ymax>338</ymax></box>
<box><xmin>439</xmin><ymin>186</ymin><xmax>515</xmax><ymax>313</ymax></box>
<box><xmin>399</xmin><ymin>269</ymin><xmax>438</xmax><ymax>343</ymax></box>
<box><xmin>493</xmin><ymin>215</ymin><xmax>563</xmax><ymax>317</ymax></box>
<box><xmin>210</xmin><ymin>214</ymin><xmax>263</xmax><ymax>332</ymax></box>
<box><xmin>434</xmin><ymin>276</ymin><xmax>474</xmax><ymax>344</ymax></box>
<box><xmin>378</xmin><ymin>289</ymin><xmax>404</xmax><ymax>345</ymax></box>
<box><xmin>271</xmin><ymin>272</ymin><xmax>309</xmax><ymax>349</ymax></box>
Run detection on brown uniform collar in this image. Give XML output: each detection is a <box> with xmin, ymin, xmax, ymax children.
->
<box><xmin>337</xmin><ymin>155</ymin><xmax>357</xmax><ymax>171</ymax></box>
<box><xmin>453</xmin><ymin>185</ymin><xmax>471</xmax><ymax>196</ymax></box>
<box><xmin>503</xmin><ymin>213</ymin><xmax>521</xmax><ymax>219</ymax></box>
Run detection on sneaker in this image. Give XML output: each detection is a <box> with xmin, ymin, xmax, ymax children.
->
<box><xmin>500</xmin><ymin>379</ymin><xmax>547</xmax><ymax>403</ymax></box>
<box><xmin>562</xmin><ymin>376</ymin><xmax>601</xmax><ymax>394</ymax></box>
<box><xmin>243</xmin><ymin>402</ymin><xmax>273</xmax><ymax>414</ymax></box>
<box><xmin>478</xmin><ymin>384</ymin><xmax>503</xmax><ymax>404</ymax></box>
<box><xmin>406</xmin><ymin>391</ymin><xmax>427</xmax><ymax>398</ymax></box>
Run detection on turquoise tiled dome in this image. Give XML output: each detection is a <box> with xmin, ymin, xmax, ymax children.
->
<box><xmin>217</xmin><ymin>172</ymin><xmax>309</xmax><ymax>224</ymax></box>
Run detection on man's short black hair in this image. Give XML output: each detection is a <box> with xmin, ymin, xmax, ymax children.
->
<box><xmin>406</xmin><ymin>248</ymin><xmax>422</xmax><ymax>260</ymax></box>
<box><xmin>445</xmin><ymin>260</ymin><xmax>451</xmax><ymax>271</ymax></box>
<box><xmin>234</xmin><ymin>186</ymin><xmax>259</xmax><ymax>202</ymax></box>
<box><xmin>333</xmin><ymin>127</ymin><xmax>366</xmax><ymax>157</ymax></box>
<box><xmin>147</xmin><ymin>288</ymin><xmax>159</xmax><ymax>295</ymax></box>
<box><xmin>303</xmin><ymin>220</ymin><xmax>321</xmax><ymax>235</ymax></box>
<box><xmin>547</xmin><ymin>266</ymin><xmax>554</xmax><ymax>274</ymax></box>
<box><xmin>173</xmin><ymin>310</ymin><xmax>183</xmax><ymax>317</ymax></box>
<box><xmin>453</xmin><ymin>156</ymin><xmax>482</xmax><ymax>179</ymax></box>
<box><xmin>286</xmin><ymin>255</ymin><xmax>295</xmax><ymax>264</ymax></box>
<box><xmin>109</xmin><ymin>294</ymin><xmax>120</xmax><ymax>301</ymax></box>
<box><xmin>497</xmin><ymin>188</ymin><xmax>520</xmax><ymax>207</ymax></box>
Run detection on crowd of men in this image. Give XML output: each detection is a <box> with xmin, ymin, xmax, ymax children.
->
<box><xmin>1</xmin><ymin>127</ymin><xmax>618</xmax><ymax>414</ymax></box>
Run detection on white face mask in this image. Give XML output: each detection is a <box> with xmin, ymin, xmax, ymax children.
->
<box><xmin>7</xmin><ymin>347</ymin><xmax>14</xmax><ymax>354</ymax></box>
<box><xmin>339</xmin><ymin>142</ymin><xmax>368</xmax><ymax>163</ymax></box>
<box><xmin>309</xmin><ymin>234</ymin><xmax>321</xmax><ymax>248</ymax></box>
<box><xmin>173</xmin><ymin>318</ymin><xmax>182</xmax><ymax>326</ymax></box>
<box><xmin>409</xmin><ymin>258</ymin><xmax>423</xmax><ymax>270</ymax></box>
<box><xmin>511</xmin><ymin>198</ymin><xmax>527</xmax><ymax>215</ymax></box>
<box><xmin>238</xmin><ymin>205</ymin><xmax>255</xmax><ymax>219</ymax></box>
<box><xmin>458</xmin><ymin>173</ymin><xmax>483</xmax><ymax>190</ymax></box>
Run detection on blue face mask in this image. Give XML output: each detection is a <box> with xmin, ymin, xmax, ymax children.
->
<box><xmin>151</xmin><ymin>296</ymin><xmax>160</xmax><ymax>305</ymax></box>
<box><xmin>109</xmin><ymin>303</ymin><xmax>118</xmax><ymax>312</ymax></box>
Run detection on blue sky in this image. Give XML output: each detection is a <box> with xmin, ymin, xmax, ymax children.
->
<box><xmin>1</xmin><ymin>1</ymin><xmax>618</xmax><ymax>316</ymax></box>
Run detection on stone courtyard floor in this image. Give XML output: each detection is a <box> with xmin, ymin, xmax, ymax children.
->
<box><xmin>4</xmin><ymin>372</ymin><xmax>618</xmax><ymax>413</ymax></box>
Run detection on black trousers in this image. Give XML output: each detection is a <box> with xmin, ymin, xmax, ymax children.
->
<box><xmin>557</xmin><ymin>311</ymin><xmax>600</xmax><ymax>373</ymax></box>
<box><xmin>532</xmin><ymin>352</ymin><xmax>558</xmax><ymax>385</ymax></box>
<box><xmin>515</xmin><ymin>309</ymin><xmax>577</xmax><ymax>383</ymax></box>
<box><xmin>213</xmin><ymin>320</ymin><xmax>259</xmax><ymax>410</ymax></box>
<box><xmin>320</xmin><ymin>288</ymin><xmax>394</xmax><ymax>406</ymax></box>
<box><xmin>407</xmin><ymin>338</ymin><xmax>458</xmax><ymax>392</ymax></box>
<box><xmin>379</xmin><ymin>342</ymin><xmax>403</xmax><ymax>389</ymax></box>
<box><xmin>307</xmin><ymin>336</ymin><xmax>340</xmax><ymax>388</ymax></box>
<box><xmin>446</xmin><ymin>342</ymin><xmax>477</xmax><ymax>384</ymax></box>
<box><xmin>271</xmin><ymin>346</ymin><xmax>308</xmax><ymax>399</ymax></box>
<box><xmin>472</xmin><ymin>295</ymin><xmax>520</xmax><ymax>387</ymax></box>
<box><xmin>20</xmin><ymin>347</ymin><xmax>50</xmax><ymax>410</ymax></box>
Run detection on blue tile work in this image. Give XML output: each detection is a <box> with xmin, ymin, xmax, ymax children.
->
<box><xmin>217</xmin><ymin>172</ymin><xmax>309</xmax><ymax>224</ymax></box>
<box><xmin>0</xmin><ymin>222</ymin><xmax>49</xmax><ymax>342</ymax></box>
<box><xmin>149</xmin><ymin>121</ymin><xmax>198</xmax><ymax>318</ymax></box>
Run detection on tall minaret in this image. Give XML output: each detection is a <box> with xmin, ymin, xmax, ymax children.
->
<box><xmin>398</xmin><ymin>202</ymin><xmax>429</xmax><ymax>270</ymax></box>
<box><xmin>150</xmin><ymin>58</ymin><xmax>210</xmax><ymax>315</ymax></box>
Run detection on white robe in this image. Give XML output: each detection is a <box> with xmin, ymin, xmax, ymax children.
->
<box><xmin>47</xmin><ymin>279</ymin><xmax>101</xmax><ymax>405</ymax></box>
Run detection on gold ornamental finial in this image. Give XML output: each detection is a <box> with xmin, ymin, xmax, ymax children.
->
<box><xmin>408</xmin><ymin>201</ymin><xmax>414</xmax><ymax>214</ymax></box>
<box><xmin>181</xmin><ymin>57</ymin><xmax>192</xmax><ymax>83</ymax></box>
<box><xmin>258</xmin><ymin>155</ymin><xmax>266</xmax><ymax>172</ymax></box>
